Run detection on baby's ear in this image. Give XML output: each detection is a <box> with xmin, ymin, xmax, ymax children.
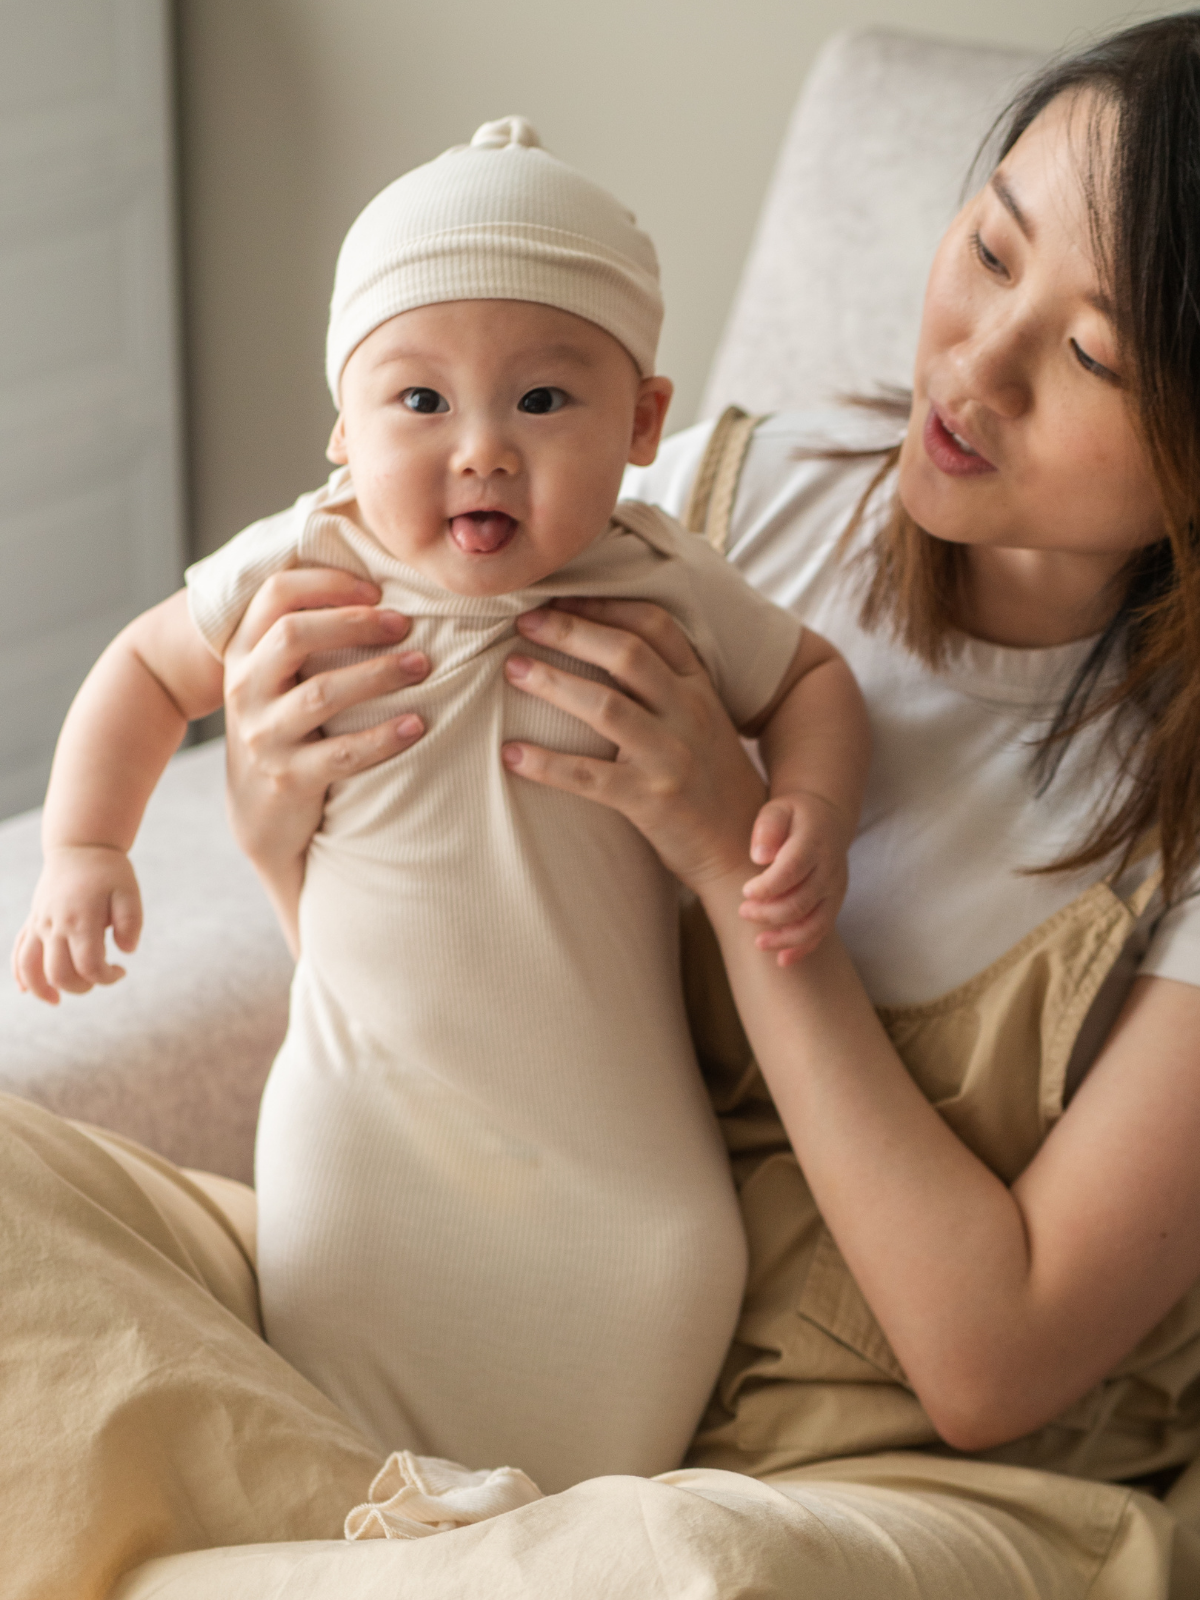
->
<box><xmin>327</xmin><ymin>414</ymin><xmax>349</xmax><ymax>465</ymax></box>
<box><xmin>629</xmin><ymin>376</ymin><xmax>674</xmax><ymax>467</ymax></box>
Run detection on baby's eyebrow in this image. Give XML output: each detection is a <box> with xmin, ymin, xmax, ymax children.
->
<box><xmin>509</xmin><ymin>342</ymin><xmax>597</xmax><ymax>368</ymax></box>
<box><xmin>371</xmin><ymin>341</ymin><xmax>597</xmax><ymax>370</ymax></box>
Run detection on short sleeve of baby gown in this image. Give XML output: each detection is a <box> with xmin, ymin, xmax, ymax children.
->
<box><xmin>184</xmin><ymin>491</ymin><xmax>329</xmax><ymax>660</ymax></box>
<box><xmin>612</xmin><ymin>500</ymin><xmax>805</xmax><ymax>729</ymax></box>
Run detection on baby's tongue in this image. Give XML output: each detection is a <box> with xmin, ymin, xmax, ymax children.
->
<box><xmin>450</xmin><ymin>512</ymin><xmax>516</xmax><ymax>554</ymax></box>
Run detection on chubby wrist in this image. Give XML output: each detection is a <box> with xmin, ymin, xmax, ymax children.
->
<box><xmin>41</xmin><ymin>839</ymin><xmax>131</xmax><ymax>863</ymax></box>
<box><xmin>768</xmin><ymin>783</ymin><xmax>855</xmax><ymax>837</ymax></box>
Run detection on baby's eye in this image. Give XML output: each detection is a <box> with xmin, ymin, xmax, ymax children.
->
<box><xmin>400</xmin><ymin>387</ymin><xmax>449</xmax><ymax>414</ymax></box>
<box><xmin>1070</xmin><ymin>338</ymin><xmax>1120</xmax><ymax>385</ymax></box>
<box><xmin>518</xmin><ymin>387</ymin><xmax>567</xmax><ymax>415</ymax></box>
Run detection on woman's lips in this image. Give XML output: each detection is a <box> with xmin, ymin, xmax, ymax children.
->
<box><xmin>449</xmin><ymin>511</ymin><xmax>517</xmax><ymax>554</ymax></box>
<box><xmin>922</xmin><ymin>406</ymin><xmax>996</xmax><ymax>478</ymax></box>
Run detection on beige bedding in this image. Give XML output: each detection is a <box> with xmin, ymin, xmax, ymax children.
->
<box><xmin>0</xmin><ymin>1095</ymin><xmax>380</xmax><ymax>1600</ymax></box>
<box><xmin>4</xmin><ymin>1091</ymin><xmax>1197</xmax><ymax>1599</ymax></box>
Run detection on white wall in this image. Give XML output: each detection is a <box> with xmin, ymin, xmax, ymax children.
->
<box><xmin>175</xmin><ymin>0</ymin><xmax>1177</xmax><ymax>560</ymax></box>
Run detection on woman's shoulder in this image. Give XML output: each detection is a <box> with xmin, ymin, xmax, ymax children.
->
<box><xmin>625</xmin><ymin>406</ymin><xmax>903</xmax><ymax>514</ymax></box>
<box><xmin>622</xmin><ymin>407</ymin><xmax>903</xmax><ymax>616</ymax></box>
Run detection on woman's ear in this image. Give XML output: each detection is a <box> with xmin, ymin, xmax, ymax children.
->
<box><xmin>327</xmin><ymin>414</ymin><xmax>349</xmax><ymax>465</ymax></box>
<box><xmin>628</xmin><ymin>377</ymin><xmax>674</xmax><ymax>466</ymax></box>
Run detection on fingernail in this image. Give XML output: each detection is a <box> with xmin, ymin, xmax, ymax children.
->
<box><xmin>505</xmin><ymin>654</ymin><xmax>531</xmax><ymax>680</ymax></box>
<box><xmin>517</xmin><ymin>610</ymin><xmax>547</xmax><ymax>634</ymax></box>
<box><xmin>502</xmin><ymin>743</ymin><xmax>523</xmax><ymax>768</ymax></box>
<box><xmin>381</xmin><ymin>610</ymin><xmax>409</xmax><ymax>632</ymax></box>
<box><xmin>397</xmin><ymin>651</ymin><xmax>426</xmax><ymax>671</ymax></box>
<box><xmin>396</xmin><ymin>715</ymin><xmax>422</xmax><ymax>737</ymax></box>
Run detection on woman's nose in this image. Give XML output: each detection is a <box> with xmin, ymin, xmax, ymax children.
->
<box><xmin>948</xmin><ymin>312</ymin><xmax>1031</xmax><ymax>422</ymax></box>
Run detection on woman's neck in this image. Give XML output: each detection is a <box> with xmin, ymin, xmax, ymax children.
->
<box><xmin>956</xmin><ymin>545</ymin><xmax>1129</xmax><ymax>648</ymax></box>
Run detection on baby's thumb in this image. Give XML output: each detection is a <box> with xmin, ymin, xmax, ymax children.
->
<box><xmin>111</xmin><ymin>885</ymin><xmax>143</xmax><ymax>953</ymax></box>
<box><xmin>750</xmin><ymin>799</ymin><xmax>792</xmax><ymax>866</ymax></box>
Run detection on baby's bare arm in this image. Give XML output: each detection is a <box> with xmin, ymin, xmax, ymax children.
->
<box><xmin>740</xmin><ymin>632</ymin><xmax>870</xmax><ymax>964</ymax></box>
<box><xmin>13</xmin><ymin>591</ymin><xmax>224</xmax><ymax>1002</ymax></box>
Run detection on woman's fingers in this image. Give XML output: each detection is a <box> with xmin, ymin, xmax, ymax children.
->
<box><xmin>282</xmin><ymin>713</ymin><xmax>426</xmax><ymax>787</ymax></box>
<box><xmin>237</xmin><ymin>649</ymin><xmax>430</xmax><ymax>751</ymax></box>
<box><xmin>235</xmin><ymin>606</ymin><xmax>418</xmax><ymax>702</ymax></box>
<box><xmin>231</xmin><ymin>568</ymin><xmax>391</xmax><ymax>656</ymax></box>
<box><xmin>551</xmin><ymin>597</ymin><xmax>705</xmax><ymax>677</ymax></box>
<box><xmin>501</xmin><ymin>739</ymin><xmax>627</xmax><ymax>808</ymax></box>
<box><xmin>503</xmin><ymin>652</ymin><xmax>663</xmax><ymax>755</ymax></box>
<box><xmin>515</xmin><ymin>603</ymin><xmax>699</xmax><ymax>710</ymax></box>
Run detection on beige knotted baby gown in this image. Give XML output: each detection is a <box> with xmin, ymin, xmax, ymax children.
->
<box><xmin>185</xmin><ymin>468</ymin><xmax>801</xmax><ymax>1493</ymax></box>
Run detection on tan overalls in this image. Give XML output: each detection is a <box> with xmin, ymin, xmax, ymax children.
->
<box><xmin>671</xmin><ymin>409</ymin><xmax>1200</xmax><ymax>1594</ymax></box>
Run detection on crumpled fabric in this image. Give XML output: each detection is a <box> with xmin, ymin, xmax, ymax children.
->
<box><xmin>345</xmin><ymin>1451</ymin><xmax>544</xmax><ymax>1540</ymax></box>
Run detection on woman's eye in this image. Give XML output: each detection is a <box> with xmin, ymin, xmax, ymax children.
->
<box><xmin>400</xmin><ymin>387</ymin><xmax>448</xmax><ymax>414</ymax></box>
<box><xmin>517</xmin><ymin>387</ymin><xmax>567</xmax><ymax>415</ymax></box>
<box><xmin>1070</xmin><ymin>338</ymin><xmax>1120</xmax><ymax>385</ymax></box>
<box><xmin>970</xmin><ymin>230</ymin><xmax>1005</xmax><ymax>275</ymax></box>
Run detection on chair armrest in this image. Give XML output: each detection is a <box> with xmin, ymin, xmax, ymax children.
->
<box><xmin>0</xmin><ymin>739</ymin><xmax>291</xmax><ymax>1182</ymax></box>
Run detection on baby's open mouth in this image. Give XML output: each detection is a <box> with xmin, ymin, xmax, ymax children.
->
<box><xmin>449</xmin><ymin>511</ymin><xmax>517</xmax><ymax>555</ymax></box>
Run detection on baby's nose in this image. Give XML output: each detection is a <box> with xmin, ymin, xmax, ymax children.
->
<box><xmin>452</xmin><ymin>421</ymin><xmax>520</xmax><ymax>477</ymax></box>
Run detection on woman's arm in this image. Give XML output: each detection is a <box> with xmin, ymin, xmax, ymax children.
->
<box><xmin>704</xmin><ymin>882</ymin><xmax>1200</xmax><ymax>1449</ymax></box>
<box><xmin>502</xmin><ymin>597</ymin><xmax>1200</xmax><ymax>1451</ymax></box>
<box><xmin>221</xmin><ymin>569</ymin><xmax>430</xmax><ymax>953</ymax></box>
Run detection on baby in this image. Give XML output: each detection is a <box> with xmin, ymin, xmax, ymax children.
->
<box><xmin>13</xmin><ymin>119</ymin><xmax>868</xmax><ymax>1493</ymax></box>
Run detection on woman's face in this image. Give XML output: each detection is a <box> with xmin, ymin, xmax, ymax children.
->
<box><xmin>898</xmin><ymin>91</ymin><xmax>1164</xmax><ymax>575</ymax></box>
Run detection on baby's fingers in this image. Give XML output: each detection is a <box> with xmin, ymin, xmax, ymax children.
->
<box><xmin>42</xmin><ymin>930</ymin><xmax>97</xmax><ymax>996</ymax></box>
<box><xmin>111</xmin><ymin>884</ymin><xmax>143</xmax><ymax>954</ymax></box>
<box><xmin>748</xmin><ymin>799</ymin><xmax>794</xmax><ymax>869</ymax></box>
<box><xmin>743</xmin><ymin>830</ymin><xmax>817</xmax><ymax>904</ymax></box>
<box><xmin>66</xmin><ymin>921</ymin><xmax>126</xmax><ymax>987</ymax></box>
<box><xmin>754</xmin><ymin>903</ymin><xmax>835</xmax><ymax>966</ymax></box>
<box><xmin>12</xmin><ymin>925</ymin><xmax>59</xmax><ymax>1004</ymax></box>
<box><xmin>740</xmin><ymin>877</ymin><xmax>823</xmax><ymax>930</ymax></box>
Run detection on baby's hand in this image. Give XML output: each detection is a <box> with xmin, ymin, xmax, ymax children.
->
<box><xmin>739</xmin><ymin>792</ymin><xmax>851</xmax><ymax>967</ymax></box>
<box><xmin>12</xmin><ymin>845</ymin><xmax>143</xmax><ymax>1004</ymax></box>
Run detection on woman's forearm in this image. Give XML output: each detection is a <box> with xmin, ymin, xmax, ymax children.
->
<box><xmin>251</xmin><ymin>856</ymin><xmax>304</xmax><ymax>959</ymax></box>
<box><xmin>696</xmin><ymin>868</ymin><xmax>1082</xmax><ymax>1450</ymax></box>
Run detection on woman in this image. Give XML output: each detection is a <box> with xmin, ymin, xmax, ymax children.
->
<box><xmin>208</xmin><ymin>12</ymin><xmax>1200</xmax><ymax>1591</ymax></box>
<box><xmin>6</xmin><ymin>12</ymin><xmax>1199</xmax><ymax>1599</ymax></box>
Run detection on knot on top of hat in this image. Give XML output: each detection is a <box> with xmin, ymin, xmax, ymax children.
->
<box><xmin>470</xmin><ymin>116</ymin><xmax>541</xmax><ymax>151</ymax></box>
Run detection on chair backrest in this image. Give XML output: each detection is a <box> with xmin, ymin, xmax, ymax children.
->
<box><xmin>701</xmin><ymin>28</ymin><xmax>1045</xmax><ymax>418</ymax></box>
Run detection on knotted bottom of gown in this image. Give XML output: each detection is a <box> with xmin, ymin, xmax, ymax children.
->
<box><xmin>345</xmin><ymin>1451</ymin><xmax>544</xmax><ymax>1540</ymax></box>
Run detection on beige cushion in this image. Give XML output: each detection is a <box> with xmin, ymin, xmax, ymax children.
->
<box><xmin>0</xmin><ymin>741</ymin><xmax>292</xmax><ymax>1183</ymax></box>
<box><xmin>701</xmin><ymin>28</ymin><xmax>1044</xmax><ymax>418</ymax></box>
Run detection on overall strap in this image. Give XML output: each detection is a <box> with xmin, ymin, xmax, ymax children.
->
<box><xmin>681</xmin><ymin>405</ymin><xmax>767</xmax><ymax>554</ymax></box>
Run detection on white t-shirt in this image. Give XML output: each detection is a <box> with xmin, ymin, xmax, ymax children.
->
<box><xmin>624</xmin><ymin>410</ymin><xmax>1200</xmax><ymax>1036</ymax></box>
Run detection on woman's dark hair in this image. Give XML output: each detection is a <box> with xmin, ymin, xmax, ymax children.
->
<box><xmin>843</xmin><ymin>10</ymin><xmax>1200</xmax><ymax>902</ymax></box>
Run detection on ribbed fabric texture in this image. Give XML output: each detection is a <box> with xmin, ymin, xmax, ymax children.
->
<box><xmin>185</xmin><ymin>476</ymin><xmax>801</xmax><ymax>1492</ymax></box>
<box><xmin>325</xmin><ymin>117</ymin><xmax>663</xmax><ymax>397</ymax></box>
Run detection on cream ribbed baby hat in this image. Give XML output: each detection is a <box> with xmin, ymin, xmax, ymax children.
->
<box><xmin>325</xmin><ymin>116</ymin><xmax>663</xmax><ymax>401</ymax></box>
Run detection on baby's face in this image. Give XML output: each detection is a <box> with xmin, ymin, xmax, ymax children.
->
<box><xmin>330</xmin><ymin>301</ymin><xmax>673</xmax><ymax>596</ymax></box>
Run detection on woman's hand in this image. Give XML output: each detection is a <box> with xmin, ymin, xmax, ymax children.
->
<box><xmin>222</xmin><ymin>568</ymin><xmax>430</xmax><ymax>950</ymax></box>
<box><xmin>500</xmin><ymin>598</ymin><xmax>764</xmax><ymax>891</ymax></box>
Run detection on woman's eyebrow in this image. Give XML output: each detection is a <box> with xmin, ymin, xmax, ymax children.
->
<box><xmin>990</xmin><ymin>172</ymin><xmax>1033</xmax><ymax>240</ymax></box>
